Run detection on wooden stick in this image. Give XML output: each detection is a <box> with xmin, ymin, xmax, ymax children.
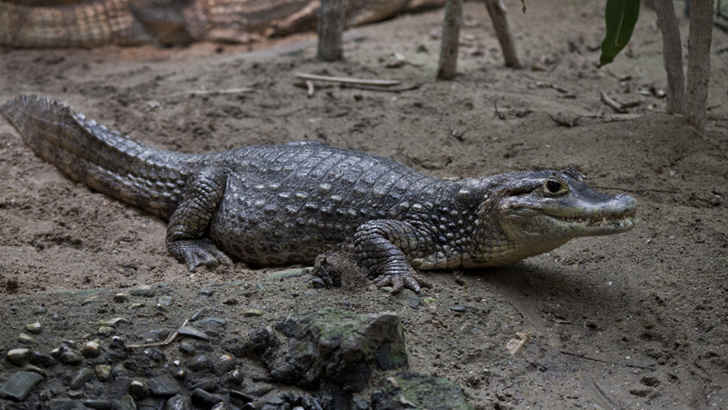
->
<box><xmin>295</xmin><ymin>72</ymin><xmax>400</xmax><ymax>86</ymax></box>
<box><xmin>599</xmin><ymin>91</ymin><xmax>627</xmax><ymax>113</ymax></box>
<box><xmin>686</xmin><ymin>0</ymin><xmax>713</xmax><ymax>130</ymax></box>
<box><xmin>483</xmin><ymin>0</ymin><xmax>522</xmax><ymax>68</ymax></box>
<box><xmin>437</xmin><ymin>0</ymin><xmax>463</xmax><ymax>80</ymax></box>
<box><xmin>317</xmin><ymin>0</ymin><xmax>346</xmax><ymax>61</ymax></box>
<box><xmin>654</xmin><ymin>0</ymin><xmax>686</xmax><ymax>114</ymax></box>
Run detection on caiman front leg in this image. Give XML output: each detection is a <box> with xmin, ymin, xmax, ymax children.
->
<box><xmin>167</xmin><ymin>167</ymin><xmax>232</xmax><ymax>271</ymax></box>
<box><xmin>353</xmin><ymin>220</ymin><xmax>432</xmax><ymax>294</ymax></box>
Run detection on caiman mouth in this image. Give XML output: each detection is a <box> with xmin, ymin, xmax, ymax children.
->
<box><xmin>549</xmin><ymin>210</ymin><xmax>636</xmax><ymax>232</ymax></box>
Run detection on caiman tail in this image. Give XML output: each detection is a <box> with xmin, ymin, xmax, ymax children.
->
<box><xmin>0</xmin><ymin>95</ymin><xmax>196</xmax><ymax>218</ymax></box>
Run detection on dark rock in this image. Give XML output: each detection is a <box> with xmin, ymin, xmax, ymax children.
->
<box><xmin>221</xmin><ymin>368</ymin><xmax>245</xmax><ymax>388</ymax></box>
<box><xmin>29</xmin><ymin>351</ymin><xmax>57</xmax><ymax>367</ymax></box>
<box><xmin>178</xmin><ymin>341</ymin><xmax>197</xmax><ymax>355</ymax></box>
<box><xmin>113</xmin><ymin>394</ymin><xmax>137</xmax><ymax>410</ymax></box>
<box><xmin>46</xmin><ymin>399</ymin><xmax>86</xmax><ymax>409</ymax></box>
<box><xmin>262</xmin><ymin>309</ymin><xmax>407</xmax><ymax>392</ymax></box>
<box><xmin>223</xmin><ymin>328</ymin><xmax>278</xmax><ymax>358</ymax></box>
<box><xmin>148</xmin><ymin>374</ymin><xmax>180</xmax><ymax>397</ymax></box>
<box><xmin>449</xmin><ymin>305</ymin><xmax>467</xmax><ymax>313</ymax></box>
<box><xmin>371</xmin><ymin>372</ymin><xmax>473</xmax><ymax>410</ymax></box>
<box><xmin>640</xmin><ymin>375</ymin><xmax>661</xmax><ymax>387</ymax></box>
<box><xmin>197</xmin><ymin>317</ymin><xmax>227</xmax><ymax>329</ymax></box>
<box><xmin>137</xmin><ymin>397</ymin><xmax>166</xmax><ymax>410</ymax></box>
<box><xmin>352</xmin><ymin>396</ymin><xmax>370</xmax><ymax>410</ymax></box>
<box><xmin>129</xmin><ymin>379</ymin><xmax>150</xmax><ymax>399</ymax></box>
<box><xmin>215</xmin><ymin>354</ymin><xmax>237</xmax><ymax>375</ymax></box>
<box><xmin>188</xmin><ymin>354</ymin><xmax>212</xmax><ymax>372</ymax></box>
<box><xmin>257</xmin><ymin>390</ymin><xmax>323</xmax><ymax>410</ymax></box>
<box><xmin>191</xmin><ymin>388</ymin><xmax>224</xmax><ymax>406</ymax></box>
<box><xmin>144</xmin><ymin>347</ymin><xmax>166</xmax><ymax>363</ymax></box>
<box><xmin>55</xmin><ymin>345</ymin><xmax>83</xmax><ymax>365</ymax></box>
<box><xmin>130</xmin><ymin>286</ymin><xmax>156</xmax><ymax>297</ymax></box>
<box><xmin>83</xmin><ymin>399</ymin><xmax>114</xmax><ymax>409</ymax></box>
<box><xmin>0</xmin><ymin>370</ymin><xmax>44</xmax><ymax>401</ymax></box>
<box><xmin>179</xmin><ymin>326</ymin><xmax>209</xmax><ymax>341</ymax></box>
<box><xmin>165</xmin><ymin>394</ymin><xmax>191</xmax><ymax>410</ymax></box>
<box><xmin>199</xmin><ymin>288</ymin><xmax>215</xmax><ymax>297</ymax></box>
<box><xmin>70</xmin><ymin>367</ymin><xmax>95</xmax><ymax>389</ymax></box>
<box><xmin>189</xmin><ymin>376</ymin><xmax>218</xmax><ymax>392</ymax></box>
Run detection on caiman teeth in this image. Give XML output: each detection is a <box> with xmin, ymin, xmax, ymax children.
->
<box><xmin>554</xmin><ymin>214</ymin><xmax>635</xmax><ymax>228</ymax></box>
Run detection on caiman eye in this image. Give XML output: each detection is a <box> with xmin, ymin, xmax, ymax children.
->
<box><xmin>544</xmin><ymin>179</ymin><xmax>568</xmax><ymax>196</ymax></box>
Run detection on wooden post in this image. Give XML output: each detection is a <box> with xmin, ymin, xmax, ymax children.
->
<box><xmin>654</xmin><ymin>0</ymin><xmax>686</xmax><ymax>114</ymax></box>
<box><xmin>437</xmin><ymin>0</ymin><xmax>463</xmax><ymax>80</ymax></box>
<box><xmin>483</xmin><ymin>0</ymin><xmax>522</xmax><ymax>68</ymax></box>
<box><xmin>686</xmin><ymin>0</ymin><xmax>713</xmax><ymax>130</ymax></box>
<box><xmin>317</xmin><ymin>0</ymin><xmax>346</xmax><ymax>61</ymax></box>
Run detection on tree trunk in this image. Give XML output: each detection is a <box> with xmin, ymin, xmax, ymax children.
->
<box><xmin>482</xmin><ymin>0</ymin><xmax>521</xmax><ymax>68</ymax></box>
<box><xmin>437</xmin><ymin>0</ymin><xmax>463</xmax><ymax>80</ymax></box>
<box><xmin>686</xmin><ymin>0</ymin><xmax>713</xmax><ymax>130</ymax></box>
<box><xmin>654</xmin><ymin>0</ymin><xmax>686</xmax><ymax>114</ymax></box>
<box><xmin>317</xmin><ymin>0</ymin><xmax>346</xmax><ymax>61</ymax></box>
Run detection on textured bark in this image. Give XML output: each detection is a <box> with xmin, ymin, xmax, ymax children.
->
<box><xmin>437</xmin><ymin>0</ymin><xmax>462</xmax><ymax>80</ymax></box>
<box><xmin>686</xmin><ymin>0</ymin><xmax>713</xmax><ymax>130</ymax></box>
<box><xmin>317</xmin><ymin>0</ymin><xmax>346</xmax><ymax>61</ymax></box>
<box><xmin>483</xmin><ymin>0</ymin><xmax>521</xmax><ymax>68</ymax></box>
<box><xmin>654</xmin><ymin>0</ymin><xmax>686</xmax><ymax>114</ymax></box>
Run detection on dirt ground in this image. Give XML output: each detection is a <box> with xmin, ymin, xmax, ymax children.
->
<box><xmin>1</xmin><ymin>0</ymin><xmax>727</xmax><ymax>408</ymax></box>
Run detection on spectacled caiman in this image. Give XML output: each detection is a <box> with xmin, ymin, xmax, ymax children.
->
<box><xmin>0</xmin><ymin>0</ymin><xmax>445</xmax><ymax>48</ymax></box>
<box><xmin>1</xmin><ymin>95</ymin><xmax>637</xmax><ymax>293</ymax></box>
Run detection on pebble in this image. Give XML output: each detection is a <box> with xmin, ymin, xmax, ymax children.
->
<box><xmin>115</xmin><ymin>394</ymin><xmax>137</xmax><ymax>410</ymax></box>
<box><xmin>178</xmin><ymin>341</ymin><xmax>196</xmax><ymax>355</ymax></box>
<box><xmin>188</xmin><ymin>354</ymin><xmax>212</xmax><ymax>372</ymax></box>
<box><xmin>98</xmin><ymin>317</ymin><xmax>129</xmax><ymax>327</ymax></box>
<box><xmin>83</xmin><ymin>399</ymin><xmax>114</xmax><ymax>409</ymax></box>
<box><xmin>67</xmin><ymin>389</ymin><xmax>83</xmax><ymax>399</ymax></box>
<box><xmin>199</xmin><ymin>288</ymin><xmax>215</xmax><ymax>297</ymax></box>
<box><xmin>128</xmin><ymin>379</ymin><xmax>149</xmax><ymax>399</ymax></box>
<box><xmin>242</xmin><ymin>309</ymin><xmax>264</xmax><ymax>317</ymax></box>
<box><xmin>29</xmin><ymin>351</ymin><xmax>56</xmax><ymax>368</ymax></box>
<box><xmin>221</xmin><ymin>368</ymin><xmax>244</xmax><ymax>387</ymax></box>
<box><xmin>130</xmin><ymin>285</ymin><xmax>156</xmax><ymax>297</ymax></box>
<box><xmin>25</xmin><ymin>321</ymin><xmax>42</xmax><ymax>334</ymax></box>
<box><xmin>7</xmin><ymin>348</ymin><xmax>30</xmax><ymax>365</ymax></box>
<box><xmin>191</xmin><ymin>388</ymin><xmax>223</xmax><ymax>406</ymax></box>
<box><xmin>95</xmin><ymin>364</ymin><xmax>112</xmax><ymax>381</ymax></box>
<box><xmin>113</xmin><ymin>293</ymin><xmax>129</xmax><ymax>303</ymax></box>
<box><xmin>197</xmin><ymin>317</ymin><xmax>227</xmax><ymax>328</ymax></box>
<box><xmin>81</xmin><ymin>340</ymin><xmax>102</xmax><ymax>358</ymax></box>
<box><xmin>222</xmin><ymin>298</ymin><xmax>239</xmax><ymax>305</ymax></box>
<box><xmin>0</xmin><ymin>371</ymin><xmax>44</xmax><ymax>401</ymax></box>
<box><xmin>450</xmin><ymin>305</ymin><xmax>467</xmax><ymax>313</ymax></box>
<box><xmin>173</xmin><ymin>368</ymin><xmax>186</xmax><ymax>380</ymax></box>
<box><xmin>215</xmin><ymin>354</ymin><xmax>236</xmax><ymax>374</ymax></box>
<box><xmin>18</xmin><ymin>333</ymin><xmax>36</xmax><ymax>344</ymax></box>
<box><xmin>148</xmin><ymin>374</ymin><xmax>180</xmax><ymax>397</ymax></box>
<box><xmin>70</xmin><ymin>367</ymin><xmax>95</xmax><ymax>389</ymax></box>
<box><xmin>165</xmin><ymin>394</ymin><xmax>191</xmax><ymax>410</ymax></box>
<box><xmin>98</xmin><ymin>326</ymin><xmax>114</xmax><ymax>336</ymax></box>
<box><xmin>54</xmin><ymin>345</ymin><xmax>83</xmax><ymax>365</ymax></box>
<box><xmin>157</xmin><ymin>295</ymin><xmax>173</xmax><ymax>307</ymax></box>
<box><xmin>178</xmin><ymin>326</ymin><xmax>209</xmax><ymax>341</ymax></box>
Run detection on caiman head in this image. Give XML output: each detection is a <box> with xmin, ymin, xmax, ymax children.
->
<box><xmin>466</xmin><ymin>169</ymin><xmax>637</xmax><ymax>265</ymax></box>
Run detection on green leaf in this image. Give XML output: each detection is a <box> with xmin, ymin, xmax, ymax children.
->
<box><xmin>600</xmin><ymin>0</ymin><xmax>641</xmax><ymax>66</ymax></box>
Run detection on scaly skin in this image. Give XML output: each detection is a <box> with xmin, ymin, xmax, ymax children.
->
<box><xmin>1</xmin><ymin>96</ymin><xmax>637</xmax><ymax>293</ymax></box>
<box><xmin>0</xmin><ymin>0</ymin><xmax>447</xmax><ymax>48</ymax></box>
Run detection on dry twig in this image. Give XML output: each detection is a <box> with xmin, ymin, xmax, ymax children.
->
<box><xmin>599</xmin><ymin>91</ymin><xmax>627</xmax><ymax>113</ymax></box>
<box><xmin>295</xmin><ymin>73</ymin><xmax>400</xmax><ymax>87</ymax></box>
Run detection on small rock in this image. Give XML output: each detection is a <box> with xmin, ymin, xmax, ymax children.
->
<box><xmin>18</xmin><ymin>333</ymin><xmax>36</xmax><ymax>344</ymax></box>
<box><xmin>165</xmin><ymin>394</ymin><xmax>191</xmax><ymax>410</ymax></box>
<box><xmin>178</xmin><ymin>341</ymin><xmax>196</xmax><ymax>355</ymax></box>
<box><xmin>98</xmin><ymin>317</ymin><xmax>129</xmax><ymax>327</ymax></box>
<box><xmin>221</xmin><ymin>368</ymin><xmax>244</xmax><ymax>387</ymax></box>
<box><xmin>178</xmin><ymin>326</ymin><xmax>209</xmax><ymax>341</ymax></box>
<box><xmin>130</xmin><ymin>285</ymin><xmax>156</xmax><ymax>297</ymax></box>
<box><xmin>629</xmin><ymin>388</ymin><xmax>653</xmax><ymax>397</ymax></box>
<box><xmin>129</xmin><ymin>379</ymin><xmax>149</xmax><ymax>400</ymax></box>
<box><xmin>222</xmin><ymin>298</ymin><xmax>239</xmax><ymax>305</ymax></box>
<box><xmin>189</xmin><ymin>354</ymin><xmax>212</xmax><ymax>372</ymax></box>
<box><xmin>70</xmin><ymin>367</ymin><xmax>95</xmax><ymax>389</ymax></box>
<box><xmin>157</xmin><ymin>295</ymin><xmax>173</xmax><ymax>307</ymax></box>
<box><xmin>148</xmin><ymin>374</ymin><xmax>180</xmax><ymax>397</ymax></box>
<box><xmin>173</xmin><ymin>368</ymin><xmax>186</xmax><ymax>380</ymax></box>
<box><xmin>191</xmin><ymin>388</ymin><xmax>223</xmax><ymax>406</ymax></box>
<box><xmin>199</xmin><ymin>288</ymin><xmax>215</xmax><ymax>297</ymax></box>
<box><xmin>113</xmin><ymin>293</ymin><xmax>129</xmax><ymax>303</ymax></box>
<box><xmin>82</xmin><ymin>399</ymin><xmax>114</xmax><ymax>409</ymax></box>
<box><xmin>130</xmin><ymin>303</ymin><xmax>145</xmax><ymax>309</ymax></box>
<box><xmin>98</xmin><ymin>326</ymin><xmax>114</xmax><ymax>336</ymax></box>
<box><xmin>242</xmin><ymin>309</ymin><xmax>264</xmax><ymax>317</ymax></box>
<box><xmin>0</xmin><ymin>371</ymin><xmax>44</xmax><ymax>401</ymax></box>
<box><xmin>7</xmin><ymin>348</ymin><xmax>30</xmax><ymax>365</ymax></box>
<box><xmin>29</xmin><ymin>351</ymin><xmax>56</xmax><ymax>367</ymax></box>
<box><xmin>114</xmin><ymin>394</ymin><xmax>137</xmax><ymax>410</ymax></box>
<box><xmin>95</xmin><ymin>364</ymin><xmax>112</xmax><ymax>382</ymax></box>
<box><xmin>81</xmin><ymin>340</ymin><xmax>102</xmax><ymax>358</ymax></box>
<box><xmin>641</xmin><ymin>376</ymin><xmax>661</xmax><ymax>387</ymax></box>
<box><xmin>54</xmin><ymin>345</ymin><xmax>83</xmax><ymax>365</ymax></box>
<box><xmin>25</xmin><ymin>322</ymin><xmax>42</xmax><ymax>334</ymax></box>
<box><xmin>450</xmin><ymin>305</ymin><xmax>467</xmax><ymax>313</ymax></box>
<box><xmin>215</xmin><ymin>354</ymin><xmax>236</xmax><ymax>375</ymax></box>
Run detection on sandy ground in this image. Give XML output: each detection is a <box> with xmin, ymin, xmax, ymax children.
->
<box><xmin>1</xmin><ymin>0</ymin><xmax>727</xmax><ymax>408</ymax></box>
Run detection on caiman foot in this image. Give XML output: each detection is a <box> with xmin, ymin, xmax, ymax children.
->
<box><xmin>169</xmin><ymin>239</ymin><xmax>232</xmax><ymax>271</ymax></box>
<box><xmin>372</xmin><ymin>269</ymin><xmax>431</xmax><ymax>294</ymax></box>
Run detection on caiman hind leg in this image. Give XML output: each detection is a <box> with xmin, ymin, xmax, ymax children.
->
<box><xmin>167</xmin><ymin>167</ymin><xmax>233</xmax><ymax>271</ymax></box>
<box><xmin>353</xmin><ymin>220</ymin><xmax>432</xmax><ymax>294</ymax></box>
